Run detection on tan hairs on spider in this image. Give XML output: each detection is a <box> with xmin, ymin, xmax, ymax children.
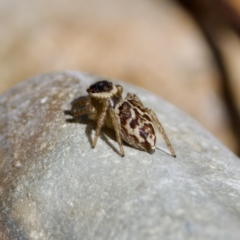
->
<box><xmin>70</xmin><ymin>80</ymin><xmax>176</xmax><ymax>157</ymax></box>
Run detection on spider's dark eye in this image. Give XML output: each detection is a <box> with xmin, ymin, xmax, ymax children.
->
<box><xmin>87</xmin><ymin>80</ymin><xmax>113</xmax><ymax>93</ymax></box>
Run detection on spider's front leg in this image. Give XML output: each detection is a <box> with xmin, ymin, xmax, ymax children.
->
<box><xmin>92</xmin><ymin>100</ymin><xmax>109</xmax><ymax>148</ymax></box>
<box><xmin>147</xmin><ymin>109</ymin><xmax>176</xmax><ymax>158</ymax></box>
<box><xmin>109</xmin><ymin>108</ymin><xmax>124</xmax><ymax>157</ymax></box>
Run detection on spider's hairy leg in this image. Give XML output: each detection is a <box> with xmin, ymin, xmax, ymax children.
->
<box><xmin>92</xmin><ymin>100</ymin><xmax>109</xmax><ymax>148</ymax></box>
<box><xmin>147</xmin><ymin>109</ymin><xmax>176</xmax><ymax>158</ymax></box>
<box><xmin>71</xmin><ymin>98</ymin><xmax>89</xmax><ymax>118</ymax></box>
<box><xmin>109</xmin><ymin>108</ymin><xmax>124</xmax><ymax>157</ymax></box>
<box><xmin>71</xmin><ymin>97</ymin><xmax>88</xmax><ymax>111</ymax></box>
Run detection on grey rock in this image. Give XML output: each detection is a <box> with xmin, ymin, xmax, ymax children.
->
<box><xmin>0</xmin><ymin>71</ymin><xmax>240</xmax><ymax>240</ymax></box>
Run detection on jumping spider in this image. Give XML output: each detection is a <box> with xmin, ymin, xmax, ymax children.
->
<box><xmin>70</xmin><ymin>80</ymin><xmax>176</xmax><ymax>157</ymax></box>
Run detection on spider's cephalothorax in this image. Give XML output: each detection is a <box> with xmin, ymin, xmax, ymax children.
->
<box><xmin>70</xmin><ymin>80</ymin><xmax>176</xmax><ymax>157</ymax></box>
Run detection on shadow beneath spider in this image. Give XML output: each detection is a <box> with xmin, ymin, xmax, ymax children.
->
<box><xmin>64</xmin><ymin>96</ymin><xmax>122</xmax><ymax>156</ymax></box>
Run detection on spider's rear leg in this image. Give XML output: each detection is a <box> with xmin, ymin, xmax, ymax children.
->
<box><xmin>147</xmin><ymin>109</ymin><xmax>176</xmax><ymax>158</ymax></box>
<box><xmin>109</xmin><ymin>108</ymin><xmax>124</xmax><ymax>157</ymax></box>
<box><xmin>92</xmin><ymin>100</ymin><xmax>108</xmax><ymax>148</ymax></box>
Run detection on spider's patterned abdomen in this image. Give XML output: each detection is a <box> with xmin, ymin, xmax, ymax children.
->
<box><xmin>115</xmin><ymin>99</ymin><xmax>156</xmax><ymax>153</ymax></box>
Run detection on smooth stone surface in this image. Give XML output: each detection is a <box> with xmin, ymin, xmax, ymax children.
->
<box><xmin>0</xmin><ymin>71</ymin><xmax>240</xmax><ymax>240</ymax></box>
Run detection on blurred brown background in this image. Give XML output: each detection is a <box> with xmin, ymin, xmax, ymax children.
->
<box><xmin>1</xmin><ymin>0</ymin><xmax>240</xmax><ymax>156</ymax></box>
